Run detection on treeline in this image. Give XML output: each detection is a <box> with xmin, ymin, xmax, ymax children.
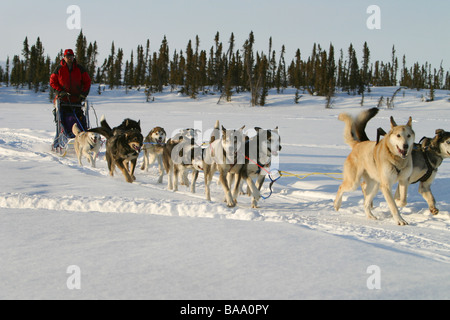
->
<box><xmin>1</xmin><ymin>30</ymin><xmax>450</xmax><ymax>105</ymax></box>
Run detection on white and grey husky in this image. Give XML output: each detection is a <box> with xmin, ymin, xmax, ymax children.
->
<box><xmin>73</xmin><ymin>123</ymin><xmax>102</xmax><ymax>168</ymax></box>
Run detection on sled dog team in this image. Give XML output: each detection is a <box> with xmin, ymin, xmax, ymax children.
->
<box><xmin>72</xmin><ymin>108</ymin><xmax>450</xmax><ymax>226</ymax></box>
<box><xmin>76</xmin><ymin>116</ymin><xmax>281</xmax><ymax>210</ymax></box>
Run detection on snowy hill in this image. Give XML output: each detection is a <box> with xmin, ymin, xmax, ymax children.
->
<box><xmin>1</xmin><ymin>84</ymin><xmax>449</xmax><ymax>300</ymax></box>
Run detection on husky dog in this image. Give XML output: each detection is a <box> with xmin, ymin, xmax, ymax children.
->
<box><xmin>201</xmin><ymin>120</ymin><xmax>245</xmax><ymax>207</ymax></box>
<box><xmin>162</xmin><ymin>134</ymin><xmax>202</xmax><ymax>192</ymax></box>
<box><xmin>229</xmin><ymin>127</ymin><xmax>282</xmax><ymax>208</ymax></box>
<box><xmin>90</xmin><ymin>117</ymin><xmax>143</xmax><ymax>183</ymax></box>
<box><xmin>393</xmin><ymin>129</ymin><xmax>450</xmax><ymax>214</ymax></box>
<box><xmin>352</xmin><ymin>108</ymin><xmax>450</xmax><ymax>215</ymax></box>
<box><xmin>141</xmin><ymin>126</ymin><xmax>167</xmax><ymax>183</ymax></box>
<box><xmin>403</xmin><ymin>130</ymin><xmax>450</xmax><ymax>214</ymax></box>
<box><xmin>72</xmin><ymin>123</ymin><xmax>102</xmax><ymax>168</ymax></box>
<box><xmin>179</xmin><ymin>128</ymin><xmax>202</xmax><ymax>188</ymax></box>
<box><xmin>335</xmin><ymin>112</ymin><xmax>415</xmax><ymax>225</ymax></box>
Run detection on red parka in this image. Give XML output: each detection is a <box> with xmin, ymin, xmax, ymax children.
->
<box><xmin>50</xmin><ymin>59</ymin><xmax>91</xmax><ymax>103</ymax></box>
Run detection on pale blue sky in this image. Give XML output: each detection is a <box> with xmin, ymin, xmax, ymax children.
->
<box><xmin>1</xmin><ymin>0</ymin><xmax>449</xmax><ymax>70</ymax></box>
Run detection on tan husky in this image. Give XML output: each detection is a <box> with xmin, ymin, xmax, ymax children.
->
<box><xmin>334</xmin><ymin>113</ymin><xmax>415</xmax><ymax>225</ymax></box>
<box><xmin>72</xmin><ymin>123</ymin><xmax>102</xmax><ymax>168</ymax></box>
<box><xmin>351</xmin><ymin>108</ymin><xmax>450</xmax><ymax>215</ymax></box>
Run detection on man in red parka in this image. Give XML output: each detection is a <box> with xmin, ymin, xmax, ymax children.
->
<box><xmin>51</xmin><ymin>49</ymin><xmax>91</xmax><ymax>143</ymax></box>
<box><xmin>50</xmin><ymin>49</ymin><xmax>91</xmax><ymax>103</ymax></box>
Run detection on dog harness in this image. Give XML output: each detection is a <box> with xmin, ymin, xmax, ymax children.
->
<box><xmin>412</xmin><ymin>150</ymin><xmax>436</xmax><ymax>184</ymax></box>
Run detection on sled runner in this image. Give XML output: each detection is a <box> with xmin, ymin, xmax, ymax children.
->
<box><xmin>51</xmin><ymin>97</ymin><xmax>91</xmax><ymax>156</ymax></box>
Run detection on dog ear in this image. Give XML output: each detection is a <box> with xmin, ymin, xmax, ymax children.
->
<box><xmin>221</xmin><ymin>126</ymin><xmax>227</xmax><ymax>138</ymax></box>
<box><xmin>430</xmin><ymin>129</ymin><xmax>445</xmax><ymax>149</ymax></box>
<box><xmin>406</xmin><ymin>117</ymin><xmax>413</xmax><ymax>127</ymax></box>
<box><xmin>420</xmin><ymin>137</ymin><xmax>432</xmax><ymax>150</ymax></box>
<box><xmin>254</xmin><ymin>127</ymin><xmax>262</xmax><ymax>132</ymax></box>
<box><xmin>376</xmin><ymin>127</ymin><xmax>386</xmax><ymax>144</ymax></box>
<box><xmin>239</xmin><ymin>125</ymin><xmax>245</xmax><ymax>131</ymax></box>
<box><xmin>390</xmin><ymin>116</ymin><xmax>397</xmax><ymax>128</ymax></box>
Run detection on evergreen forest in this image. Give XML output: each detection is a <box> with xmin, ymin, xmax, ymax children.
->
<box><xmin>1</xmin><ymin>30</ymin><xmax>449</xmax><ymax>106</ymax></box>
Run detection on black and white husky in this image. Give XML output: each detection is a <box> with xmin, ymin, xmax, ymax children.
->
<box><xmin>230</xmin><ymin>127</ymin><xmax>282</xmax><ymax>208</ymax></box>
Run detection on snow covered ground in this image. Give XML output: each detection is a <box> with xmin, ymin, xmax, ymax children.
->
<box><xmin>1</xmin><ymin>84</ymin><xmax>449</xmax><ymax>300</ymax></box>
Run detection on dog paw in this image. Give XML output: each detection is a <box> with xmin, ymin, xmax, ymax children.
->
<box><xmin>396</xmin><ymin>218</ymin><xmax>409</xmax><ymax>226</ymax></box>
<box><xmin>333</xmin><ymin>202</ymin><xmax>341</xmax><ymax>211</ymax></box>
<box><xmin>430</xmin><ymin>207</ymin><xmax>439</xmax><ymax>215</ymax></box>
<box><xmin>366</xmin><ymin>213</ymin><xmax>378</xmax><ymax>220</ymax></box>
<box><xmin>226</xmin><ymin>199</ymin><xmax>236</xmax><ymax>207</ymax></box>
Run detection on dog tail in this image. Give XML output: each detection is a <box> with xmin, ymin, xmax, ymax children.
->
<box><xmin>88</xmin><ymin>115</ymin><xmax>113</xmax><ymax>139</ymax></box>
<box><xmin>210</xmin><ymin>120</ymin><xmax>220</xmax><ymax>144</ymax></box>
<box><xmin>162</xmin><ymin>139</ymin><xmax>175</xmax><ymax>174</ymax></box>
<box><xmin>100</xmin><ymin>115</ymin><xmax>114</xmax><ymax>136</ymax></box>
<box><xmin>353</xmin><ymin>107</ymin><xmax>379</xmax><ymax>142</ymax></box>
<box><xmin>339</xmin><ymin>108</ymin><xmax>379</xmax><ymax>148</ymax></box>
<box><xmin>338</xmin><ymin>113</ymin><xmax>359</xmax><ymax>148</ymax></box>
<box><xmin>72</xmin><ymin>123</ymin><xmax>81</xmax><ymax>137</ymax></box>
<box><xmin>100</xmin><ymin>115</ymin><xmax>113</xmax><ymax>133</ymax></box>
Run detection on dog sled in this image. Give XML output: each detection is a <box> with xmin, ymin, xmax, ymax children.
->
<box><xmin>51</xmin><ymin>96</ymin><xmax>91</xmax><ymax>156</ymax></box>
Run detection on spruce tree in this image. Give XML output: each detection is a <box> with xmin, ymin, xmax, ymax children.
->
<box><xmin>243</xmin><ymin>31</ymin><xmax>257</xmax><ymax>105</ymax></box>
<box><xmin>75</xmin><ymin>30</ymin><xmax>87</xmax><ymax>67</ymax></box>
<box><xmin>391</xmin><ymin>45</ymin><xmax>398</xmax><ymax>86</ymax></box>
<box><xmin>5</xmin><ymin>56</ymin><xmax>10</xmax><ymax>86</ymax></box>
<box><xmin>107</xmin><ymin>42</ymin><xmax>115</xmax><ymax>89</ymax></box>
<box><xmin>10</xmin><ymin>55</ymin><xmax>24</xmax><ymax>90</ymax></box>
<box><xmin>185</xmin><ymin>39</ymin><xmax>198</xmax><ymax>98</ymax></box>
<box><xmin>114</xmin><ymin>48</ymin><xmax>123</xmax><ymax>87</ymax></box>
<box><xmin>347</xmin><ymin>43</ymin><xmax>360</xmax><ymax>94</ymax></box>
<box><xmin>22</xmin><ymin>37</ymin><xmax>30</xmax><ymax>89</ymax></box>
<box><xmin>361</xmin><ymin>42</ymin><xmax>370</xmax><ymax>91</ymax></box>
<box><xmin>86</xmin><ymin>41</ymin><xmax>98</xmax><ymax>81</ymax></box>
<box><xmin>221</xmin><ymin>32</ymin><xmax>236</xmax><ymax>102</ymax></box>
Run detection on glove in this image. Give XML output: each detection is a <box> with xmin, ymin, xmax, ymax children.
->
<box><xmin>58</xmin><ymin>91</ymin><xmax>68</xmax><ymax>97</ymax></box>
<box><xmin>80</xmin><ymin>92</ymin><xmax>88</xmax><ymax>100</ymax></box>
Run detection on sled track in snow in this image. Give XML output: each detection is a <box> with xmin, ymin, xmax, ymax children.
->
<box><xmin>1</xmin><ymin>127</ymin><xmax>450</xmax><ymax>263</ymax></box>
